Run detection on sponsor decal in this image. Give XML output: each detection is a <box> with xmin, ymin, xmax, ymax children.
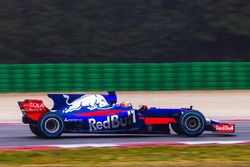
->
<box><xmin>64</xmin><ymin>118</ymin><xmax>82</xmax><ymax>122</ymax></box>
<box><xmin>88</xmin><ymin>110</ymin><xmax>136</xmax><ymax>131</ymax></box>
<box><xmin>21</xmin><ymin>100</ymin><xmax>46</xmax><ymax>112</ymax></box>
<box><xmin>213</xmin><ymin>124</ymin><xmax>235</xmax><ymax>133</ymax></box>
<box><xmin>62</xmin><ymin>94</ymin><xmax>109</xmax><ymax>113</ymax></box>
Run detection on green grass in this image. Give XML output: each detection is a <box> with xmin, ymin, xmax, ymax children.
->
<box><xmin>0</xmin><ymin>145</ymin><xmax>250</xmax><ymax>167</ymax></box>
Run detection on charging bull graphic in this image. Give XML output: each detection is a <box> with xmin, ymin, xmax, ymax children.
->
<box><xmin>62</xmin><ymin>94</ymin><xmax>109</xmax><ymax>113</ymax></box>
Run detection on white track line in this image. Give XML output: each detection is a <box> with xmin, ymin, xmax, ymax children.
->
<box><xmin>1</xmin><ymin>140</ymin><xmax>250</xmax><ymax>150</ymax></box>
<box><xmin>181</xmin><ymin>140</ymin><xmax>250</xmax><ymax>145</ymax></box>
<box><xmin>53</xmin><ymin>143</ymin><xmax>119</xmax><ymax>148</ymax></box>
<box><xmin>52</xmin><ymin>140</ymin><xmax>250</xmax><ymax>148</ymax></box>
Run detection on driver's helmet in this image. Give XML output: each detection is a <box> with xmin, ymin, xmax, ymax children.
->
<box><xmin>120</xmin><ymin>101</ymin><xmax>132</xmax><ymax>108</ymax></box>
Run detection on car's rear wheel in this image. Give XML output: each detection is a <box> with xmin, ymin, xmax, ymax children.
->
<box><xmin>178</xmin><ymin>110</ymin><xmax>206</xmax><ymax>137</ymax></box>
<box><xmin>38</xmin><ymin>113</ymin><xmax>64</xmax><ymax>139</ymax></box>
<box><xmin>29</xmin><ymin>124</ymin><xmax>42</xmax><ymax>137</ymax></box>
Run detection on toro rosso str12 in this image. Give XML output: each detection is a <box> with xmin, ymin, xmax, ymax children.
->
<box><xmin>18</xmin><ymin>92</ymin><xmax>235</xmax><ymax>138</ymax></box>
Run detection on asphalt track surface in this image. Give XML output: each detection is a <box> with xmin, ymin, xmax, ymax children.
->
<box><xmin>0</xmin><ymin>122</ymin><xmax>249</xmax><ymax>148</ymax></box>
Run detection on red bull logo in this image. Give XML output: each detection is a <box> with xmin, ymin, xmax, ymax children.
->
<box><xmin>88</xmin><ymin>110</ymin><xmax>136</xmax><ymax>131</ymax></box>
<box><xmin>214</xmin><ymin>124</ymin><xmax>235</xmax><ymax>133</ymax></box>
<box><xmin>63</xmin><ymin>94</ymin><xmax>109</xmax><ymax>113</ymax></box>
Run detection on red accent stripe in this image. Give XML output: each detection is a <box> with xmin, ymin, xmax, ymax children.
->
<box><xmin>145</xmin><ymin>117</ymin><xmax>176</xmax><ymax>125</ymax></box>
<box><xmin>75</xmin><ymin>110</ymin><xmax>125</xmax><ymax>116</ymax></box>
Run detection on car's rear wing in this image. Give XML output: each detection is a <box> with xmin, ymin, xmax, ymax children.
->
<box><xmin>18</xmin><ymin>99</ymin><xmax>49</xmax><ymax>123</ymax></box>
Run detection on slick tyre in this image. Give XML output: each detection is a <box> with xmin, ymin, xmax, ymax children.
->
<box><xmin>178</xmin><ymin>110</ymin><xmax>206</xmax><ymax>137</ymax></box>
<box><xmin>170</xmin><ymin>123</ymin><xmax>183</xmax><ymax>135</ymax></box>
<box><xmin>38</xmin><ymin>113</ymin><xmax>64</xmax><ymax>139</ymax></box>
<box><xmin>29</xmin><ymin>124</ymin><xmax>43</xmax><ymax>137</ymax></box>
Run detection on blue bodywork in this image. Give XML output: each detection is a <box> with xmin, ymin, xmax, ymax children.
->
<box><xmin>19</xmin><ymin>92</ymin><xmax>235</xmax><ymax>138</ymax></box>
<box><xmin>48</xmin><ymin>93</ymin><xmax>184</xmax><ymax>133</ymax></box>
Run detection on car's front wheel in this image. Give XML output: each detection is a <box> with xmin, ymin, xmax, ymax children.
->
<box><xmin>37</xmin><ymin>113</ymin><xmax>64</xmax><ymax>139</ymax></box>
<box><xmin>170</xmin><ymin>123</ymin><xmax>183</xmax><ymax>135</ymax></box>
<box><xmin>178</xmin><ymin>110</ymin><xmax>206</xmax><ymax>137</ymax></box>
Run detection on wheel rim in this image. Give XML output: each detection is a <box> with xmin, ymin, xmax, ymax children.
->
<box><xmin>44</xmin><ymin>118</ymin><xmax>60</xmax><ymax>133</ymax></box>
<box><xmin>184</xmin><ymin>116</ymin><xmax>201</xmax><ymax>132</ymax></box>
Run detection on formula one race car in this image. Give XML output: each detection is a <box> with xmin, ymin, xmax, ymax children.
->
<box><xmin>18</xmin><ymin>92</ymin><xmax>235</xmax><ymax>138</ymax></box>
